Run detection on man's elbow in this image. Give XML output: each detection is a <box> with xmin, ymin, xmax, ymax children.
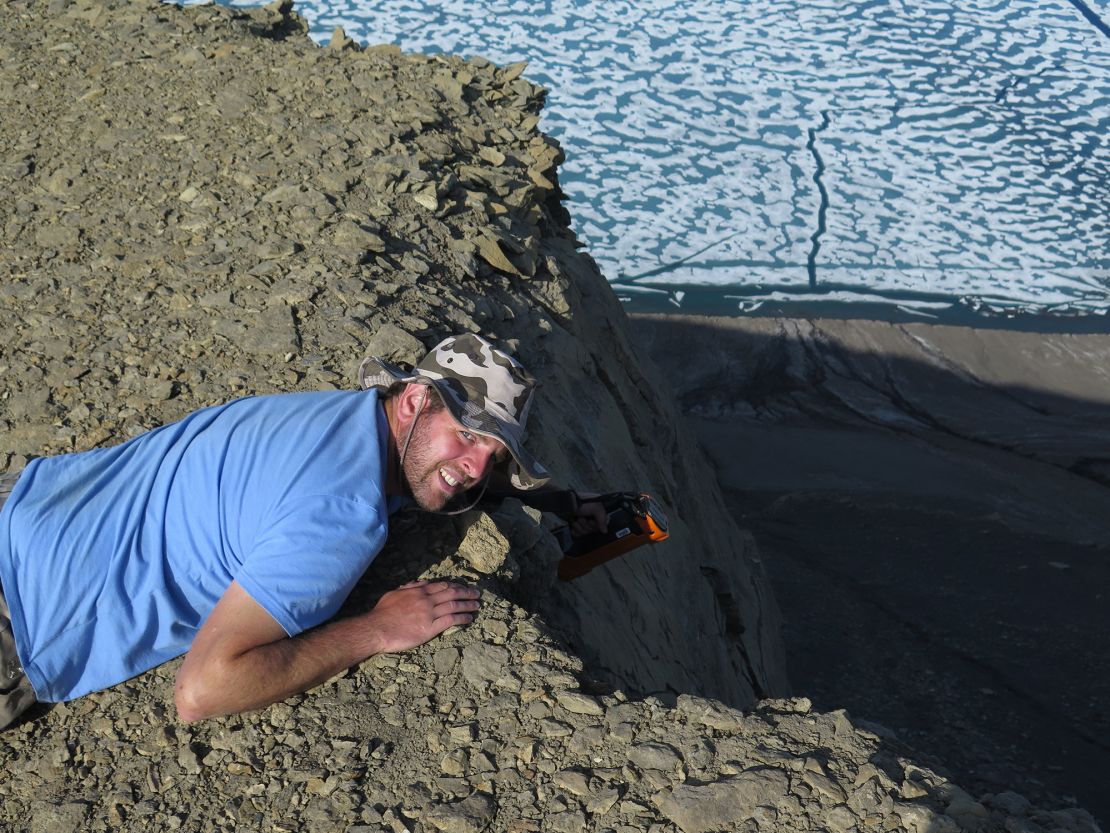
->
<box><xmin>173</xmin><ymin>666</ymin><xmax>224</xmax><ymax>723</ymax></box>
<box><xmin>174</xmin><ymin>680</ymin><xmax>208</xmax><ymax>723</ymax></box>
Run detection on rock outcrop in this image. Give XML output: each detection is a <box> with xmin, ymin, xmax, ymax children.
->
<box><xmin>0</xmin><ymin>2</ymin><xmax>1100</xmax><ymax>832</ymax></box>
<box><xmin>0</xmin><ymin>0</ymin><xmax>783</xmax><ymax>709</ymax></box>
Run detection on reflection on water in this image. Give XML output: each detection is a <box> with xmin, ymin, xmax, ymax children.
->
<box><xmin>224</xmin><ymin>0</ymin><xmax>1109</xmax><ymax>319</ymax></box>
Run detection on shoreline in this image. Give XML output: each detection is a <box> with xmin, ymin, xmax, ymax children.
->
<box><xmin>617</xmin><ymin>290</ymin><xmax>1110</xmax><ymax>335</ymax></box>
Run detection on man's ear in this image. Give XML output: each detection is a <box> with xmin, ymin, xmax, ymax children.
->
<box><xmin>394</xmin><ymin>383</ymin><xmax>427</xmax><ymax>424</ymax></box>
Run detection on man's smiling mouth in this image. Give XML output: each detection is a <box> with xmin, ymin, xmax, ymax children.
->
<box><xmin>439</xmin><ymin>468</ymin><xmax>462</xmax><ymax>489</ymax></box>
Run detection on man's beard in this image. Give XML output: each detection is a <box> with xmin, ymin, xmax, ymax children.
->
<box><xmin>399</xmin><ymin>414</ymin><xmax>466</xmax><ymax>512</ymax></box>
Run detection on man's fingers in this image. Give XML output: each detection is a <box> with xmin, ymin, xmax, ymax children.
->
<box><xmin>571</xmin><ymin>500</ymin><xmax>608</xmax><ymax>535</ymax></box>
<box><xmin>433</xmin><ymin>612</ymin><xmax>476</xmax><ymax>630</ymax></box>
<box><xmin>365</xmin><ymin>580</ymin><xmax>483</xmax><ymax>655</ymax></box>
<box><xmin>397</xmin><ymin>580</ymin><xmax>476</xmax><ymax>598</ymax></box>
<box><xmin>434</xmin><ymin>598</ymin><xmax>480</xmax><ymax>615</ymax></box>
<box><xmin>427</xmin><ymin>582</ymin><xmax>479</xmax><ymax>601</ymax></box>
<box><xmin>586</xmin><ymin>504</ymin><xmax>608</xmax><ymax>532</ymax></box>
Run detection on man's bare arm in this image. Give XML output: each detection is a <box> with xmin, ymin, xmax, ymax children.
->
<box><xmin>173</xmin><ymin>579</ymin><xmax>479</xmax><ymax>722</ymax></box>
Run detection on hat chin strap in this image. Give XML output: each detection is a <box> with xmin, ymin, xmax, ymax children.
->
<box><xmin>398</xmin><ymin>386</ymin><xmax>490</xmax><ymax>517</ymax></box>
<box><xmin>396</xmin><ymin>386</ymin><xmax>426</xmax><ymax>477</ymax></box>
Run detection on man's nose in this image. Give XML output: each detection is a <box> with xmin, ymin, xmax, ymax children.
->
<box><xmin>462</xmin><ymin>447</ymin><xmax>496</xmax><ymax>482</ymax></box>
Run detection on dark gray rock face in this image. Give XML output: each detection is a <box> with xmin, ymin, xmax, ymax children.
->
<box><xmin>634</xmin><ymin>313</ymin><xmax>1110</xmax><ymax>826</ymax></box>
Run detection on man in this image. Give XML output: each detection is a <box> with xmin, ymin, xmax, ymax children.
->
<box><xmin>0</xmin><ymin>333</ymin><xmax>599</xmax><ymax>728</ymax></box>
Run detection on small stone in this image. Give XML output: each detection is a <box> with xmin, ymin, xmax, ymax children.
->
<box><xmin>555</xmin><ymin>691</ymin><xmax>603</xmax><ymax>716</ymax></box>
<box><xmin>423</xmin><ymin>794</ymin><xmax>495</xmax><ymax>833</ymax></box>
<box><xmin>586</xmin><ymin>787</ymin><xmax>621</xmax><ymax>815</ymax></box>
<box><xmin>515</xmin><ymin>740</ymin><xmax>538</xmax><ymax>764</ymax></box>
<box><xmin>176</xmin><ymin>745</ymin><xmax>202</xmax><ymax>774</ymax></box>
<box><xmin>853</xmin><ymin>764</ymin><xmax>884</xmax><ymax>789</ymax></box>
<box><xmin>478</xmin><ymin>147</ymin><xmax>506</xmax><ymax>166</ymax></box>
<box><xmin>475</xmin><ymin>235</ymin><xmax>520</xmax><ymax>276</ymax></box>
<box><xmin>986</xmin><ymin>792</ymin><xmax>1032</xmax><ymax>816</ymax></box>
<box><xmin>676</xmin><ymin>695</ymin><xmax>747</xmax><ymax>732</ymax></box>
<box><xmin>35</xmin><ymin>224</ymin><xmax>80</xmax><ymax>250</ymax></box>
<box><xmin>759</xmin><ymin>697</ymin><xmax>812</xmax><ymax>715</ymax></box>
<box><xmin>434</xmin><ymin>647</ymin><xmax>460</xmax><ymax>677</ymax></box>
<box><xmin>149</xmin><ymin>380</ymin><xmax>175</xmax><ymax>401</ymax></box>
<box><xmin>448</xmin><ymin>724</ymin><xmax>477</xmax><ymax>744</ymax></box>
<box><xmin>824</xmin><ymin>804</ymin><xmax>860</xmax><ymax>832</ymax></box>
<box><xmin>547</xmin><ymin>810</ymin><xmax>585</xmax><ymax>833</ymax></box>
<box><xmin>461</xmin><ymin>642</ymin><xmax>510</xmax><ymax>690</ymax></box>
<box><xmin>499</xmin><ymin>61</ymin><xmax>529</xmax><ymax>83</ymax></box>
<box><xmin>252</xmin><ymin>237</ymin><xmax>298</xmax><ymax>260</ymax></box>
<box><xmin>327</xmin><ymin>26</ymin><xmax>354</xmax><ymax>50</ymax></box>
<box><xmin>653</xmin><ymin>769</ymin><xmax>791</xmax><ymax>833</ymax></box>
<box><xmin>528</xmin><ymin>168</ymin><xmax>555</xmax><ymax>189</ymax></box>
<box><xmin>332</xmin><ymin>219</ymin><xmax>386</xmax><ymax>253</ymax></box>
<box><xmin>441</xmin><ymin>750</ymin><xmax>467</xmax><ymax>777</ymax></box>
<box><xmin>946</xmin><ymin>794</ymin><xmax>990</xmax><ymax>829</ymax></box>
<box><xmin>802</xmin><ymin>770</ymin><xmax>848</xmax><ymax>803</ymax></box>
<box><xmin>894</xmin><ymin>804</ymin><xmax>960</xmax><ymax>833</ymax></box>
<box><xmin>900</xmin><ymin>780</ymin><xmax>928</xmax><ymax>800</ymax></box>
<box><xmin>45</xmin><ymin>166</ymin><xmax>80</xmax><ymax>195</ymax></box>
<box><xmin>361</xmin><ymin>323</ymin><xmax>425</xmax><ymax>369</ymax></box>
<box><xmin>628</xmin><ymin>742</ymin><xmax>681</xmax><ymax>772</ymax></box>
<box><xmin>482</xmin><ymin>620</ymin><xmax>509</xmax><ymax>642</ymax></box>
<box><xmin>31</xmin><ymin>800</ymin><xmax>91</xmax><ymax>833</ymax></box>
<box><xmin>413</xmin><ymin>188</ymin><xmax>440</xmax><ymax>211</ymax></box>
<box><xmin>49</xmin><ymin>742</ymin><xmax>72</xmax><ymax>769</ymax></box>
<box><xmin>538</xmin><ymin>719</ymin><xmax>572</xmax><ymax>737</ymax></box>
<box><xmin>261</xmin><ymin>184</ymin><xmax>305</xmax><ymax>204</ymax></box>
<box><xmin>619</xmin><ymin>800</ymin><xmax>652</xmax><ymax>816</ymax></box>
<box><xmin>456</xmin><ymin>513</ymin><xmax>510</xmax><ymax>574</ymax></box>
<box><xmin>471</xmin><ymin>751</ymin><xmax>496</xmax><ymax>773</ymax></box>
<box><xmin>383</xmin><ymin>702</ymin><xmax>413</xmax><ymax>726</ymax></box>
<box><xmin>552</xmin><ymin>770</ymin><xmax>591</xmax><ymax>797</ymax></box>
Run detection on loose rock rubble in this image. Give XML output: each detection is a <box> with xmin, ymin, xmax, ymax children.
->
<box><xmin>0</xmin><ymin>2</ymin><xmax>1100</xmax><ymax>832</ymax></box>
<box><xmin>2</xmin><ymin>548</ymin><xmax>1101</xmax><ymax>833</ymax></box>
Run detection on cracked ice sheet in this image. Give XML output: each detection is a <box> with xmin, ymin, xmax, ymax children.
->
<box><xmin>212</xmin><ymin>0</ymin><xmax>1109</xmax><ymax>314</ymax></box>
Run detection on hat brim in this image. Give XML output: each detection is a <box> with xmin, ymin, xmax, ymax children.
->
<box><xmin>359</xmin><ymin>355</ymin><xmax>550</xmax><ymax>490</ymax></box>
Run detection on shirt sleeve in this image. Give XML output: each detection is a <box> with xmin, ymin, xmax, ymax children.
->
<box><xmin>234</xmin><ymin>495</ymin><xmax>388</xmax><ymax>636</ymax></box>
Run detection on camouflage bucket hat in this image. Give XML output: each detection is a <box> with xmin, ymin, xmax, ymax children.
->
<box><xmin>358</xmin><ymin>333</ymin><xmax>550</xmax><ymax>490</ymax></box>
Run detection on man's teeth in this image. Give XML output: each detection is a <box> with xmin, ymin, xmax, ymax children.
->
<box><xmin>440</xmin><ymin>469</ymin><xmax>461</xmax><ymax>488</ymax></box>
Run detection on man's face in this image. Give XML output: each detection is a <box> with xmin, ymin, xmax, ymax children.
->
<box><xmin>401</xmin><ymin>404</ymin><xmax>508</xmax><ymax>511</ymax></box>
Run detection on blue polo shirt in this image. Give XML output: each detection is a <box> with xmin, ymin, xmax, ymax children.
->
<box><xmin>0</xmin><ymin>389</ymin><xmax>400</xmax><ymax>702</ymax></box>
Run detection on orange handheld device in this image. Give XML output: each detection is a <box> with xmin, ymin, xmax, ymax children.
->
<box><xmin>556</xmin><ymin>492</ymin><xmax>669</xmax><ymax>581</ymax></box>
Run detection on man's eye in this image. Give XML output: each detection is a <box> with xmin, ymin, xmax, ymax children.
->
<box><xmin>460</xmin><ymin>431</ymin><xmax>475</xmax><ymax>442</ymax></box>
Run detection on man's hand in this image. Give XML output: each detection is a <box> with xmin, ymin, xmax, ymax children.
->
<box><xmin>174</xmin><ymin>579</ymin><xmax>480</xmax><ymax>723</ymax></box>
<box><xmin>362</xmin><ymin>580</ymin><xmax>480</xmax><ymax>655</ymax></box>
<box><xmin>570</xmin><ymin>492</ymin><xmax>608</xmax><ymax>537</ymax></box>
